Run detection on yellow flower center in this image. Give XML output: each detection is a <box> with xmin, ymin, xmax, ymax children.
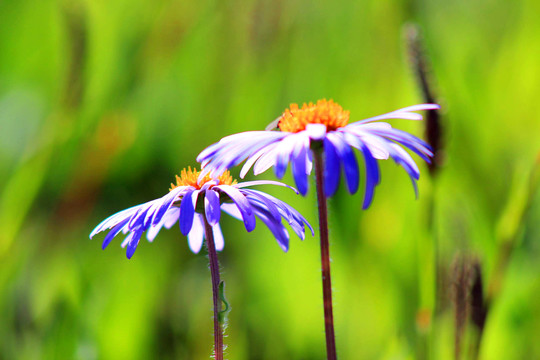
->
<box><xmin>170</xmin><ymin>167</ymin><xmax>236</xmax><ymax>191</ymax></box>
<box><xmin>277</xmin><ymin>99</ymin><xmax>350</xmax><ymax>133</ymax></box>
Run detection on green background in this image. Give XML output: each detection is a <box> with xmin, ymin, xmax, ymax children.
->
<box><xmin>1</xmin><ymin>0</ymin><xmax>539</xmax><ymax>359</ymax></box>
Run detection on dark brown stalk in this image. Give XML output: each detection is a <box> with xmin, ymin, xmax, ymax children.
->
<box><xmin>451</xmin><ymin>256</ymin><xmax>470</xmax><ymax>360</ymax></box>
<box><xmin>313</xmin><ymin>150</ymin><xmax>337</xmax><ymax>360</ymax></box>
<box><xmin>202</xmin><ymin>214</ymin><xmax>224</xmax><ymax>360</ymax></box>
<box><xmin>405</xmin><ymin>23</ymin><xmax>443</xmax><ymax>175</ymax></box>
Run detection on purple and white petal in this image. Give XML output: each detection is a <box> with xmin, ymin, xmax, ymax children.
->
<box><xmin>234</xmin><ymin>180</ymin><xmax>298</xmax><ymax>194</ymax></box>
<box><xmin>179</xmin><ymin>189</ymin><xmax>197</xmax><ymax>235</ymax></box>
<box><xmin>187</xmin><ymin>214</ymin><xmax>205</xmax><ymax>254</ymax></box>
<box><xmin>252</xmin><ymin>206</ymin><xmax>290</xmax><ymax>252</ymax></box>
<box><xmin>241</xmin><ymin>189</ymin><xmax>282</xmax><ymax>222</ymax></box>
<box><xmin>90</xmin><ymin>205</ymin><xmax>140</xmax><ymax>239</ymax></box>
<box><xmin>152</xmin><ymin>186</ymin><xmax>186</xmax><ymax>226</ymax></box>
<box><xmin>323</xmin><ymin>137</ymin><xmax>341</xmax><ymax>197</ymax></box>
<box><xmin>214</xmin><ymin>185</ymin><xmax>256</xmax><ymax>232</ymax></box>
<box><xmin>304</xmin><ymin>123</ymin><xmax>327</xmax><ymax>140</ymax></box>
<box><xmin>327</xmin><ymin>132</ymin><xmax>359</xmax><ymax>194</ymax></box>
<box><xmin>126</xmin><ymin>227</ymin><xmax>144</xmax><ymax>259</ymax></box>
<box><xmin>163</xmin><ymin>207</ymin><xmax>180</xmax><ymax>229</ymax></box>
<box><xmin>213</xmin><ymin>224</ymin><xmax>225</xmax><ymax>251</ymax></box>
<box><xmin>221</xmin><ymin>202</ymin><xmax>243</xmax><ymax>220</ymax></box>
<box><xmin>102</xmin><ymin>218</ymin><xmax>130</xmax><ymax>249</ymax></box>
<box><xmin>204</xmin><ymin>189</ymin><xmax>221</xmax><ymax>226</ymax></box>
<box><xmin>351</xmin><ymin>104</ymin><xmax>440</xmax><ymax>125</ymax></box>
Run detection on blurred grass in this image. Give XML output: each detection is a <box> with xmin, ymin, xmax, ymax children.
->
<box><xmin>0</xmin><ymin>0</ymin><xmax>539</xmax><ymax>359</ymax></box>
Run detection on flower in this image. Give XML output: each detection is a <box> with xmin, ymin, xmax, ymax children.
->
<box><xmin>90</xmin><ymin>167</ymin><xmax>313</xmax><ymax>258</ymax></box>
<box><xmin>197</xmin><ymin>100</ymin><xmax>439</xmax><ymax>207</ymax></box>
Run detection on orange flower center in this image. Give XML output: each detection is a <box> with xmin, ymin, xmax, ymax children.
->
<box><xmin>277</xmin><ymin>99</ymin><xmax>350</xmax><ymax>133</ymax></box>
<box><xmin>170</xmin><ymin>167</ymin><xmax>236</xmax><ymax>191</ymax></box>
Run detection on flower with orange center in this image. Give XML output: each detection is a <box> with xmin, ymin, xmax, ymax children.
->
<box><xmin>91</xmin><ymin>167</ymin><xmax>312</xmax><ymax>258</ymax></box>
<box><xmin>278</xmin><ymin>99</ymin><xmax>350</xmax><ymax>133</ymax></box>
<box><xmin>198</xmin><ymin>101</ymin><xmax>439</xmax><ymax>201</ymax></box>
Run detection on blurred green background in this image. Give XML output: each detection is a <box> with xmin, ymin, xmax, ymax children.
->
<box><xmin>1</xmin><ymin>0</ymin><xmax>539</xmax><ymax>359</ymax></box>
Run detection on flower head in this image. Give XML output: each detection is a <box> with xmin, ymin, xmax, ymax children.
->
<box><xmin>90</xmin><ymin>167</ymin><xmax>313</xmax><ymax>258</ymax></box>
<box><xmin>197</xmin><ymin>100</ymin><xmax>439</xmax><ymax>206</ymax></box>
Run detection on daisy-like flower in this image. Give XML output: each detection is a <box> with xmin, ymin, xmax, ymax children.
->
<box><xmin>196</xmin><ymin>99</ymin><xmax>439</xmax><ymax>360</ymax></box>
<box><xmin>90</xmin><ymin>167</ymin><xmax>312</xmax><ymax>258</ymax></box>
<box><xmin>90</xmin><ymin>167</ymin><xmax>312</xmax><ymax>360</ymax></box>
<box><xmin>198</xmin><ymin>99</ymin><xmax>439</xmax><ymax>206</ymax></box>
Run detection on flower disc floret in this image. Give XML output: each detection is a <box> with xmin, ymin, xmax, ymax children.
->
<box><xmin>278</xmin><ymin>99</ymin><xmax>350</xmax><ymax>133</ymax></box>
<box><xmin>171</xmin><ymin>166</ymin><xmax>236</xmax><ymax>191</ymax></box>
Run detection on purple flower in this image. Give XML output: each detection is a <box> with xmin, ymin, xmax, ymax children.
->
<box><xmin>197</xmin><ymin>100</ymin><xmax>439</xmax><ymax>207</ymax></box>
<box><xmin>90</xmin><ymin>167</ymin><xmax>313</xmax><ymax>258</ymax></box>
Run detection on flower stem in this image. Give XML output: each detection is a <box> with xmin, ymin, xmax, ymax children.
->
<box><xmin>314</xmin><ymin>150</ymin><xmax>337</xmax><ymax>360</ymax></box>
<box><xmin>202</xmin><ymin>214</ymin><xmax>224</xmax><ymax>360</ymax></box>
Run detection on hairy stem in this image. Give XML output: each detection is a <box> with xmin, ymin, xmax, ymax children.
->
<box><xmin>203</xmin><ymin>214</ymin><xmax>224</xmax><ymax>360</ymax></box>
<box><xmin>314</xmin><ymin>151</ymin><xmax>337</xmax><ymax>360</ymax></box>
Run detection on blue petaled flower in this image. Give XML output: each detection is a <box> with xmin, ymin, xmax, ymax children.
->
<box><xmin>197</xmin><ymin>100</ymin><xmax>439</xmax><ymax>207</ymax></box>
<box><xmin>90</xmin><ymin>167</ymin><xmax>313</xmax><ymax>258</ymax></box>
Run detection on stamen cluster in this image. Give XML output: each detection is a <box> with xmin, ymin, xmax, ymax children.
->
<box><xmin>170</xmin><ymin>166</ymin><xmax>236</xmax><ymax>191</ymax></box>
<box><xmin>278</xmin><ymin>99</ymin><xmax>350</xmax><ymax>133</ymax></box>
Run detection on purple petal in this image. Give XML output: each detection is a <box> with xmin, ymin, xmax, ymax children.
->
<box><xmin>198</xmin><ymin>132</ymin><xmax>287</xmax><ymax>179</ymax></box>
<box><xmin>101</xmin><ymin>218</ymin><xmax>130</xmax><ymax>249</ymax></box>
<box><xmin>252</xmin><ymin>142</ymin><xmax>280</xmax><ymax>175</ymax></box>
<box><xmin>187</xmin><ymin>214</ymin><xmax>204</xmax><ymax>254</ymax></box>
<box><xmin>241</xmin><ymin>189</ymin><xmax>282</xmax><ymax>222</ymax></box>
<box><xmin>304</xmin><ymin>123</ymin><xmax>327</xmax><ymax>140</ymax></box>
<box><xmin>221</xmin><ymin>203</ymin><xmax>243</xmax><ymax>220</ymax></box>
<box><xmin>360</xmin><ymin>143</ymin><xmax>379</xmax><ymax>209</ymax></box>
<box><xmin>234</xmin><ymin>180</ymin><xmax>299</xmax><ymax>194</ymax></box>
<box><xmin>126</xmin><ymin>227</ymin><xmax>144</xmax><ymax>259</ymax></box>
<box><xmin>291</xmin><ymin>139</ymin><xmax>309</xmax><ymax>196</ymax></box>
<box><xmin>90</xmin><ymin>205</ymin><xmax>140</xmax><ymax>239</ymax></box>
<box><xmin>252</xmin><ymin>206</ymin><xmax>290</xmax><ymax>252</ymax></box>
<box><xmin>323</xmin><ymin>137</ymin><xmax>340</xmax><ymax>197</ymax></box>
<box><xmin>327</xmin><ymin>132</ymin><xmax>359</xmax><ymax>194</ymax></box>
<box><xmin>215</xmin><ymin>185</ymin><xmax>256</xmax><ymax>232</ymax></box>
<box><xmin>152</xmin><ymin>187</ymin><xmax>185</xmax><ymax>226</ymax></box>
<box><xmin>163</xmin><ymin>207</ymin><xmax>180</xmax><ymax>229</ymax></box>
<box><xmin>351</xmin><ymin>103</ymin><xmax>440</xmax><ymax>125</ymax></box>
<box><xmin>244</xmin><ymin>189</ymin><xmax>313</xmax><ymax>238</ymax></box>
<box><xmin>204</xmin><ymin>189</ymin><xmax>221</xmax><ymax>226</ymax></box>
<box><xmin>213</xmin><ymin>224</ymin><xmax>224</xmax><ymax>251</ymax></box>
<box><xmin>179</xmin><ymin>189</ymin><xmax>196</xmax><ymax>235</ymax></box>
<box><xmin>146</xmin><ymin>222</ymin><xmax>164</xmax><ymax>242</ymax></box>
<box><xmin>340</xmin><ymin>127</ymin><xmax>390</xmax><ymax>159</ymax></box>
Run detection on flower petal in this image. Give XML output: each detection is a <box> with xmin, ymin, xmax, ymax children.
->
<box><xmin>101</xmin><ymin>218</ymin><xmax>130</xmax><ymax>249</ymax></box>
<box><xmin>152</xmin><ymin>187</ymin><xmax>185</xmax><ymax>226</ymax></box>
<box><xmin>241</xmin><ymin>189</ymin><xmax>282</xmax><ymax>222</ymax></box>
<box><xmin>90</xmin><ymin>205</ymin><xmax>139</xmax><ymax>239</ymax></box>
<box><xmin>327</xmin><ymin>132</ymin><xmax>359</xmax><ymax>194</ymax></box>
<box><xmin>291</xmin><ymin>136</ymin><xmax>309</xmax><ymax>195</ymax></box>
<box><xmin>233</xmin><ymin>180</ymin><xmax>299</xmax><ymax>194</ymax></box>
<box><xmin>252</xmin><ymin>206</ymin><xmax>290</xmax><ymax>252</ymax></box>
<box><xmin>351</xmin><ymin>103</ymin><xmax>440</xmax><ymax>125</ymax></box>
<box><xmin>163</xmin><ymin>207</ymin><xmax>180</xmax><ymax>229</ymax></box>
<box><xmin>126</xmin><ymin>227</ymin><xmax>144</xmax><ymax>259</ymax></box>
<box><xmin>204</xmin><ymin>189</ymin><xmax>221</xmax><ymax>226</ymax></box>
<box><xmin>323</xmin><ymin>137</ymin><xmax>341</xmax><ymax>197</ymax></box>
<box><xmin>215</xmin><ymin>185</ymin><xmax>256</xmax><ymax>232</ymax></box>
<box><xmin>179</xmin><ymin>189</ymin><xmax>196</xmax><ymax>235</ymax></box>
<box><xmin>213</xmin><ymin>224</ymin><xmax>225</xmax><ymax>251</ymax></box>
<box><xmin>221</xmin><ymin>203</ymin><xmax>243</xmax><ymax>220</ymax></box>
<box><xmin>360</xmin><ymin>143</ymin><xmax>379</xmax><ymax>209</ymax></box>
<box><xmin>187</xmin><ymin>214</ymin><xmax>205</xmax><ymax>254</ymax></box>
